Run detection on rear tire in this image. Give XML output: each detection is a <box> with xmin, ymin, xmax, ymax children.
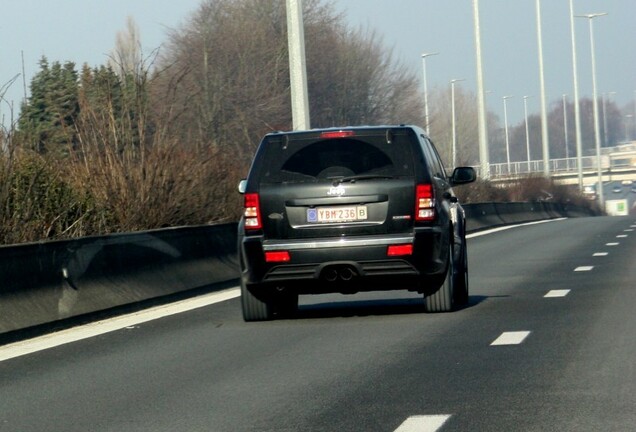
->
<box><xmin>425</xmin><ymin>243</ymin><xmax>455</xmax><ymax>313</ymax></box>
<box><xmin>453</xmin><ymin>240</ymin><xmax>469</xmax><ymax>306</ymax></box>
<box><xmin>241</xmin><ymin>280</ymin><xmax>273</xmax><ymax>321</ymax></box>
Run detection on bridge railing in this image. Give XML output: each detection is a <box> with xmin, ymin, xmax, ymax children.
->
<box><xmin>476</xmin><ymin>155</ymin><xmax>631</xmax><ymax>179</ymax></box>
<box><xmin>473</xmin><ymin>144</ymin><xmax>636</xmax><ymax>180</ymax></box>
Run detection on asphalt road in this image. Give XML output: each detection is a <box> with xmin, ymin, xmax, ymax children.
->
<box><xmin>1</xmin><ymin>216</ymin><xmax>635</xmax><ymax>432</ymax></box>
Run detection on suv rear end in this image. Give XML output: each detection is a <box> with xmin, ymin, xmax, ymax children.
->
<box><xmin>238</xmin><ymin>125</ymin><xmax>475</xmax><ymax>320</ymax></box>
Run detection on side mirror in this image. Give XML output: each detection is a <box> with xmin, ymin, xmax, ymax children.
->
<box><xmin>450</xmin><ymin>167</ymin><xmax>476</xmax><ymax>185</ymax></box>
<box><xmin>238</xmin><ymin>179</ymin><xmax>247</xmax><ymax>194</ymax></box>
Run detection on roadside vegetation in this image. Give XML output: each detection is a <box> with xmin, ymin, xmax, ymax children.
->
<box><xmin>0</xmin><ymin>0</ymin><xmax>604</xmax><ymax>245</ymax></box>
<box><xmin>454</xmin><ymin>176</ymin><xmax>598</xmax><ymax>211</ymax></box>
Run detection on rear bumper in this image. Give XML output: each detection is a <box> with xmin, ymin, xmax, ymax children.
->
<box><xmin>239</xmin><ymin>228</ymin><xmax>447</xmax><ymax>293</ymax></box>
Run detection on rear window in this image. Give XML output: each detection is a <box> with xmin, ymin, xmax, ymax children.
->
<box><xmin>255</xmin><ymin>130</ymin><xmax>416</xmax><ymax>184</ymax></box>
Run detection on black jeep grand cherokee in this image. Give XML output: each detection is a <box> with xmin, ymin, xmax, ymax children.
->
<box><xmin>238</xmin><ymin>125</ymin><xmax>476</xmax><ymax>321</ymax></box>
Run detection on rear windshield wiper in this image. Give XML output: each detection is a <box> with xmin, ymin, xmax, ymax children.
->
<box><xmin>331</xmin><ymin>174</ymin><xmax>395</xmax><ymax>184</ymax></box>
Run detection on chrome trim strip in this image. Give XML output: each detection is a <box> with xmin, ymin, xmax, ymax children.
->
<box><xmin>263</xmin><ymin>235</ymin><xmax>413</xmax><ymax>251</ymax></box>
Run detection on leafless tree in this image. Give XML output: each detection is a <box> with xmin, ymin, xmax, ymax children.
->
<box><xmin>427</xmin><ymin>85</ymin><xmax>480</xmax><ymax>166</ymax></box>
<box><xmin>152</xmin><ymin>0</ymin><xmax>423</xmax><ymax>163</ymax></box>
<box><xmin>109</xmin><ymin>16</ymin><xmax>144</xmax><ymax>80</ymax></box>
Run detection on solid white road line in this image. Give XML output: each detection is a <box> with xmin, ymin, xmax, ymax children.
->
<box><xmin>574</xmin><ymin>266</ymin><xmax>594</xmax><ymax>272</ymax></box>
<box><xmin>544</xmin><ymin>290</ymin><xmax>571</xmax><ymax>298</ymax></box>
<box><xmin>0</xmin><ymin>288</ymin><xmax>240</xmax><ymax>362</ymax></box>
<box><xmin>593</xmin><ymin>252</ymin><xmax>608</xmax><ymax>256</ymax></box>
<box><xmin>394</xmin><ymin>415</ymin><xmax>451</xmax><ymax>432</ymax></box>
<box><xmin>490</xmin><ymin>331</ymin><xmax>531</xmax><ymax>346</ymax></box>
<box><xmin>466</xmin><ymin>218</ymin><xmax>566</xmax><ymax>239</ymax></box>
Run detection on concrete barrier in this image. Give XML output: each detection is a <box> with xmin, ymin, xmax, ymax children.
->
<box><xmin>0</xmin><ymin>224</ymin><xmax>239</xmax><ymax>339</ymax></box>
<box><xmin>0</xmin><ymin>203</ymin><xmax>596</xmax><ymax>340</ymax></box>
<box><xmin>463</xmin><ymin>201</ymin><xmax>596</xmax><ymax>232</ymax></box>
<box><xmin>462</xmin><ymin>202</ymin><xmax>504</xmax><ymax>232</ymax></box>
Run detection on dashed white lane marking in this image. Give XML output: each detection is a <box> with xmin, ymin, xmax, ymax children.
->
<box><xmin>0</xmin><ymin>288</ymin><xmax>241</xmax><ymax>362</ymax></box>
<box><xmin>625</xmin><ymin>229</ymin><xmax>634</xmax><ymax>232</ymax></box>
<box><xmin>617</xmin><ymin>234</ymin><xmax>628</xmax><ymax>238</ymax></box>
<box><xmin>606</xmin><ymin>242</ymin><xmax>619</xmax><ymax>246</ymax></box>
<box><xmin>545</xmin><ymin>289</ymin><xmax>571</xmax><ymax>298</ymax></box>
<box><xmin>491</xmin><ymin>331</ymin><xmax>531</xmax><ymax>346</ymax></box>
<box><xmin>574</xmin><ymin>266</ymin><xmax>594</xmax><ymax>272</ymax></box>
<box><xmin>593</xmin><ymin>252</ymin><xmax>608</xmax><ymax>256</ymax></box>
<box><xmin>394</xmin><ymin>415</ymin><xmax>451</xmax><ymax>432</ymax></box>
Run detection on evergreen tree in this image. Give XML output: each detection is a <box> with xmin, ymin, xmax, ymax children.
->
<box><xmin>17</xmin><ymin>57</ymin><xmax>80</xmax><ymax>155</ymax></box>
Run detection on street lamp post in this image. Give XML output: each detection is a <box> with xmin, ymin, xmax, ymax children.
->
<box><xmin>602</xmin><ymin>93</ymin><xmax>608</xmax><ymax>148</ymax></box>
<box><xmin>602</xmin><ymin>92</ymin><xmax>615</xmax><ymax>147</ymax></box>
<box><xmin>286</xmin><ymin>0</ymin><xmax>310</xmax><ymax>130</ymax></box>
<box><xmin>633</xmin><ymin>90</ymin><xmax>636</xmax><ymax>137</ymax></box>
<box><xmin>523</xmin><ymin>96</ymin><xmax>531</xmax><ymax>169</ymax></box>
<box><xmin>421</xmin><ymin>52</ymin><xmax>439</xmax><ymax>136</ymax></box>
<box><xmin>626</xmin><ymin>115</ymin><xmax>634</xmax><ymax>142</ymax></box>
<box><xmin>562</xmin><ymin>94</ymin><xmax>569</xmax><ymax>165</ymax></box>
<box><xmin>450</xmin><ymin>78</ymin><xmax>465</xmax><ymax>168</ymax></box>
<box><xmin>576</xmin><ymin>12</ymin><xmax>607</xmax><ymax>211</ymax></box>
<box><xmin>568</xmin><ymin>0</ymin><xmax>584</xmax><ymax>190</ymax></box>
<box><xmin>473</xmin><ymin>0</ymin><xmax>490</xmax><ymax>179</ymax></box>
<box><xmin>502</xmin><ymin>95</ymin><xmax>514</xmax><ymax>170</ymax></box>
<box><xmin>536</xmin><ymin>0</ymin><xmax>550</xmax><ymax>176</ymax></box>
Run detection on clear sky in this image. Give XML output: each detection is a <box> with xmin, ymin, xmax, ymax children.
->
<box><xmin>334</xmin><ymin>0</ymin><xmax>636</xmax><ymax>125</ymax></box>
<box><xmin>1</xmin><ymin>0</ymin><xmax>634</xmax><ymax>127</ymax></box>
<box><xmin>0</xmin><ymin>0</ymin><xmax>202</xmax><ymax>125</ymax></box>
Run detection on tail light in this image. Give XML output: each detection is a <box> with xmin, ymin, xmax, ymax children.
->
<box><xmin>244</xmin><ymin>193</ymin><xmax>262</xmax><ymax>230</ymax></box>
<box><xmin>387</xmin><ymin>244</ymin><xmax>413</xmax><ymax>256</ymax></box>
<box><xmin>265</xmin><ymin>251</ymin><xmax>291</xmax><ymax>262</ymax></box>
<box><xmin>320</xmin><ymin>130</ymin><xmax>355</xmax><ymax>139</ymax></box>
<box><xmin>415</xmin><ymin>184</ymin><xmax>436</xmax><ymax>221</ymax></box>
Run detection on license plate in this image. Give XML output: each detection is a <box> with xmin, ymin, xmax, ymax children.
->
<box><xmin>307</xmin><ymin>206</ymin><xmax>368</xmax><ymax>223</ymax></box>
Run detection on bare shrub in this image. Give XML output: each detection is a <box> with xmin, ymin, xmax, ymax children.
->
<box><xmin>0</xmin><ymin>149</ymin><xmax>97</xmax><ymax>244</ymax></box>
<box><xmin>455</xmin><ymin>174</ymin><xmax>598</xmax><ymax>214</ymax></box>
<box><xmin>68</xmin><ymin>93</ymin><xmax>242</xmax><ymax>234</ymax></box>
<box><xmin>454</xmin><ymin>179</ymin><xmax>509</xmax><ymax>204</ymax></box>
